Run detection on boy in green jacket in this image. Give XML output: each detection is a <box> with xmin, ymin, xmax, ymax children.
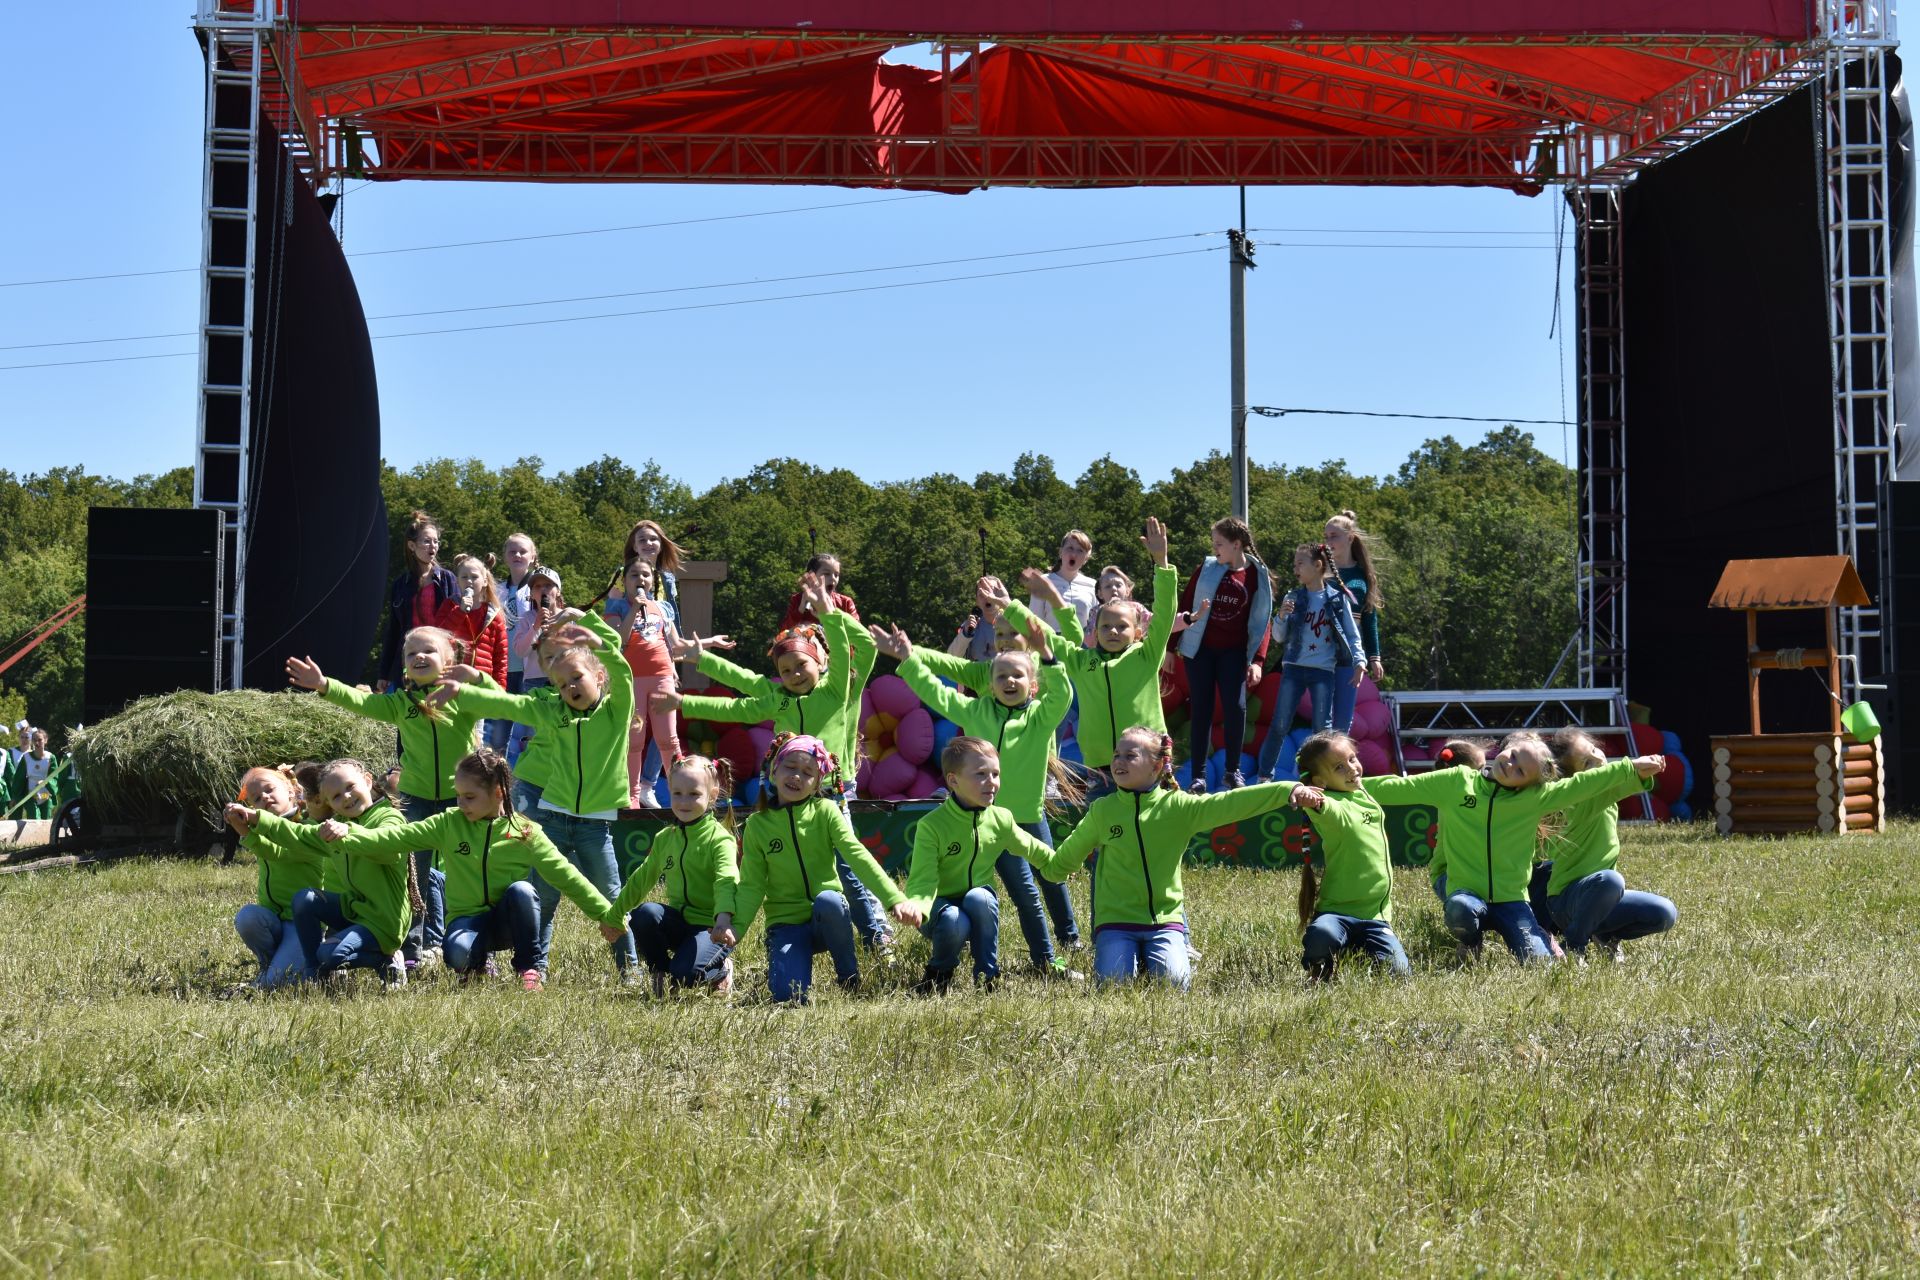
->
<box><xmin>655</xmin><ymin>571</ymin><xmax>894</xmax><ymax>951</ymax></box>
<box><xmin>895</xmin><ymin>736</ymin><xmax>1056</xmax><ymax>994</ymax></box>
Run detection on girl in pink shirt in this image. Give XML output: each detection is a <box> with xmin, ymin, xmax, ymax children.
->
<box><xmin>618</xmin><ymin>559</ymin><xmax>685</xmax><ymax>808</ymax></box>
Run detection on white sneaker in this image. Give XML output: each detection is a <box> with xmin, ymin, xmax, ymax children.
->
<box><xmin>383</xmin><ymin>953</ymin><xmax>408</xmax><ymax>989</ymax></box>
<box><xmin>634</xmin><ymin>789</ymin><xmax>662</xmax><ymax>809</ymax></box>
<box><xmin>415</xmin><ymin>946</ymin><xmax>442</xmax><ymax>973</ymax></box>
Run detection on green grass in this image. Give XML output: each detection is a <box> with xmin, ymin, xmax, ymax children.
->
<box><xmin>3</xmin><ymin>823</ymin><xmax>1919</xmax><ymax>1277</ymax></box>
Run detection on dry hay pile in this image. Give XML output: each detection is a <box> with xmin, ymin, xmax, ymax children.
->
<box><xmin>71</xmin><ymin>689</ymin><xmax>398</xmax><ymax>830</ymax></box>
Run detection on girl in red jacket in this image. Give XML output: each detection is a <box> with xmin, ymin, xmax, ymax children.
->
<box><xmin>445</xmin><ymin>554</ymin><xmax>509</xmax><ymax>688</ymax></box>
<box><xmin>618</xmin><ymin>557</ymin><xmax>686</xmax><ymax>808</ymax></box>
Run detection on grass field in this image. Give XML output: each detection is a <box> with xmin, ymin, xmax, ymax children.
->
<box><xmin>3</xmin><ymin>823</ymin><xmax>1918</xmax><ymax>1277</ymax></box>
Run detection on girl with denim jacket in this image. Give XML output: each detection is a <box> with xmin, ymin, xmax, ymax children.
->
<box><xmin>1255</xmin><ymin>544</ymin><xmax>1365</xmax><ymax>780</ymax></box>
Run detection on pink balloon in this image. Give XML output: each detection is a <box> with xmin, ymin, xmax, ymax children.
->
<box><xmin>908</xmin><ymin>767</ymin><xmax>944</xmax><ymax>799</ymax></box>
<box><xmin>746</xmin><ymin>725</ymin><xmax>775</xmax><ymax>759</ymax></box>
<box><xmin>855</xmin><ymin>758</ymin><xmax>874</xmax><ymax>796</ymax></box>
<box><xmin>1399</xmin><ymin>741</ymin><xmax>1432</xmax><ymax>764</ymax></box>
<box><xmin>1356</xmin><ymin>675</ymin><xmax>1382</xmax><ymax>704</ymax></box>
<box><xmin>1352</xmin><ymin>699</ymin><xmax>1391</xmax><ymax>742</ymax></box>
<box><xmin>1356</xmin><ymin>738</ymin><xmax>1393</xmax><ymax>778</ymax></box>
<box><xmin>895</xmin><ymin>706</ymin><xmax>935</xmax><ymax>765</ymax></box>
<box><xmin>870</xmin><ymin>751</ymin><xmax>918</xmax><ymax>797</ymax></box>
<box><xmin>1295</xmin><ymin>691</ymin><xmax>1312</xmax><ymax>722</ymax></box>
<box><xmin>713</xmin><ymin>726</ymin><xmax>760</xmax><ymax>784</ymax></box>
<box><xmin>868</xmin><ymin>673</ymin><xmax>921</xmax><ymax>719</ymax></box>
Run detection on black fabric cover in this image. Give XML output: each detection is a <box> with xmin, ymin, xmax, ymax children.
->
<box><xmin>240</xmin><ymin>117</ymin><xmax>388</xmax><ymax>690</ymax></box>
<box><xmin>1618</xmin><ymin>86</ymin><xmax>1836</xmax><ymax>775</ymax></box>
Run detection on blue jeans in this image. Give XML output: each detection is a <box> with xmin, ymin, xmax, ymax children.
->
<box><xmin>1016</xmin><ymin>820</ymin><xmax>1080</xmax><ymax>948</ymax></box>
<box><xmin>766</xmin><ymin>891</ymin><xmax>860</xmax><ymax>1004</ymax></box>
<box><xmin>1256</xmin><ymin>666</ymin><xmax>1335</xmax><ymax>778</ymax></box>
<box><xmin>1444</xmin><ymin>891</ymin><xmax>1555</xmax><ymax>962</ymax></box>
<box><xmin>1431</xmin><ymin>871</ymin><xmax>1448</xmax><ymax>902</ymax></box>
<box><xmin>921</xmin><ymin>887</ymin><xmax>1000</xmax><ymax>980</ymax></box>
<box><xmin>291</xmin><ymin>889</ymin><xmax>391</xmax><ymax>977</ymax></box>
<box><xmin>1302</xmin><ymin>912</ymin><xmax>1410</xmax><ymax>977</ymax></box>
<box><xmin>1185</xmin><ymin>647</ymin><xmax>1250</xmax><ymax>780</ymax></box>
<box><xmin>527</xmin><ymin>804</ymin><xmax>635</xmax><ymax>973</ymax></box>
<box><xmin>234</xmin><ymin>904</ymin><xmax>305</xmax><ymax>989</ymax></box>
<box><xmin>837</xmin><ymin>855</ymin><xmax>890</xmax><ymax>947</ymax></box>
<box><xmin>399</xmin><ymin>793</ymin><xmax>451</xmax><ymax>957</ymax></box>
<box><xmin>1547</xmin><ymin>870</ymin><xmax>1678</xmax><ymax>954</ymax></box>
<box><xmin>1093</xmin><ymin>927</ymin><xmax>1192</xmax><ymax>989</ymax></box>
<box><xmin>484</xmin><ymin>669</ymin><xmax>523</xmax><ymax>753</ymax></box>
<box><xmin>1331</xmin><ymin>661</ymin><xmax>1359</xmax><ymax>735</ymax></box>
<box><xmin>445</xmin><ymin>880</ymin><xmax>541</xmax><ymax>974</ymax></box>
<box><xmin>628</xmin><ymin>902</ymin><xmax>705</xmax><ymax>986</ymax></box>
<box><xmin>506</xmin><ymin>676</ymin><xmax>547</xmax><ymax>767</ymax></box>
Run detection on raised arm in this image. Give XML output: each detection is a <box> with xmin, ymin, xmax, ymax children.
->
<box><xmin>326</xmin><ymin>812</ymin><xmax>451</xmax><ymax>863</ymax></box>
<box><xmin>898</xmin><ymin>650</ymin><xmax>974</xmax><ymax>722</ymax></box>
<box><xmin>1181</xmin><ymin>780</ymin><xmax>1294</xmax><ymax>832</ymax></box>
<box><xmin>1142</xmin><ymin>562</ymin><xmax>1179</xmax><ymax>660</ymax></box>
<box><xmin>1535</xmin><ymin>757</ymin><xmax>1659</xmax><ymax>815</ymax></box>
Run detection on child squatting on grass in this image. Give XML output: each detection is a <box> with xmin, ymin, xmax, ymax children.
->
<box><xmin>1287</xmin><ymin>732</ymin><xmax>1411</xmax><ymax>981</ymax></box>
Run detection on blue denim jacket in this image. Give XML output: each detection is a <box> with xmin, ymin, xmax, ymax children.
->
<box><xmin>1273</xmin><ymin>584</ymin><xmax>1365</xmax><ymax>671</ymax></box>
<box><xmin>1175</xmin><ymin>556</ymin><xmax>1273</xmax><ymax>665</ymax></box>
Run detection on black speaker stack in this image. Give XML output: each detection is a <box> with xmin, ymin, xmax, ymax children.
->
<box><xmin>82</xmin><ymin>507</ymin><xmax>224</xmax><ymax>724</ymax></box>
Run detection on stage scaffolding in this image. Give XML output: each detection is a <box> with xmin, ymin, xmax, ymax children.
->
<box><xmin>191</xmin><ymin>2</ymin><xmax>1899</xmax><ymax>695</ymax></box>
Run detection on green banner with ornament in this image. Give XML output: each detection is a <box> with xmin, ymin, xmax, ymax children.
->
<box><xmin>615</xmin><ymin>802</ymin><xmax>1441</xmax><ymax>878</ymax></box>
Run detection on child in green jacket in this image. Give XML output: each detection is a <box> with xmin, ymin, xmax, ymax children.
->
<box><xmin>895</xmin><ymin>736</ymin><xmax>1056</xmax><ymax>994</ymax></box>
<box><xmin>436</xmin><ymin>609</ymin><xmax>637</xmax><ymax>976</ymax></box>
<box><xmin>1287</xmin><ymin>733</ymin><xmax>1410</xmax><ymax>981</ymax></box>
<box><xmin>1322</xmin><ymin>731</ymin><xmax>1663</xmax><ymax>963</ymax></box>
<box><xmin>601</xmin><ymin>753</ymin><xmax>742</xmax><ymax>995</ymax></box>
<box><xmin>224</xmin><ymin>765</ymin><xmax>317</xmax><ymax>991</ymax></box>
<box><xmin>228</xmin><ymin>758</ymin><xmax>416</xmax><ymax>986</ymax></box>
<box><xmin>656</xmin><ymin>571</ymin><xmax>894</xmax><ymax>951</ymax></box>
<box><xmin>873</xmin><ymin>612</ymin><xmax>1081</xmax><ymax>973</ymax></box>
<box><xmin>719</xmin><ymin>733</ymin><xmax>910</xmax><ymax>1004</ymax></box>
<box><xmin>9</xmin><ymin>729</ymin><xmax>63</xmax><ymax>820</ymax></box>
<box><xmin>1031</xmin><ymin>725</ymin><xmax>1294</xmax><ymax>989</ymax></box>
<box><xmin>1540</xmin><ymin>729</ymin><xmax>1677</xmax><ymax>960</ymax></box>
<box><xmin>287</xmin><ymin>626</ymin><xmax>496</xmax><ymax>968</ymax></box>
<box><xmin>328</xmin><ymin>748</ymin><xmax>617</xmax><ymax>992</ymax></box>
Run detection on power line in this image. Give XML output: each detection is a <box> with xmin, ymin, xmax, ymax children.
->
<box><xmin>0</xmin><ymin>192</ymin><xmax>940</xmax><ymax>289</ymax></box>
<box><xmin>0</xmin><ymin>245</ymin><xmax>1219</xmax><ymax>371</ymax></box>
<box><xmin>1249</xmin><ymin>226</ymin><xmax>1558</xmax><ymax>236</ymax></box>
<box><xmin>1251</xmin><ymin>406</ymin><xmax>1574</xmax><ymax>426</ymax></box>
<box><xmin>0</xmin><ymin>231</ymin><xmax>1218</xmax><ymax>352</ymax></box>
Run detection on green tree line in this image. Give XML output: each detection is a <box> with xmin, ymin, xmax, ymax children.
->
<box><xmin>1</xmin><ymin>429</ymin><xmax>1576</xmax><ymax>743</ymax></box>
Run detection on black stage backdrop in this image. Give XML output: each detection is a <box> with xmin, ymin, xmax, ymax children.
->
<box><xmin>1616</xmin><ymin>86</ymin><xmax>1835</xmax><ymax>780</ymax></box>
<box><xmin>240</xmin><ymin>118</ymin><xmax>388</xmax><ymax>690</ymax></box>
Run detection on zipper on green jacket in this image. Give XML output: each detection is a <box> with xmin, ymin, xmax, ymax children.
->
<box><xmin>1132</xmin><ymin>791</ymin><xmax>1155</xmax><ymax>920</ymax></box>
<box><xmin>965</xmin><ymin>810</ymin><xmax>982</xmax><ymax>886</ymax></box>
<box><xmin>676</xmin><ymin>827</ymin><xmax>691</xmax><ymax>907</ymax></box>
<box><xmin>575</xmin><ymin>720</ymin><xmax>585</xmax><ymax>814</ymax></box>
<box><xmin>1484</xmin><ymin>781</ymin><xmax>1496</xmax><ymax>899</ymax></box>
<box><xmin>786</xmin><ymin>808</ymin><xmax>812</xmax><ymax>899</ymax></box>
<box><xmin>480</xmin><ymin>818</ymin><xmax>495</xmax><ymax>907</ymax></box>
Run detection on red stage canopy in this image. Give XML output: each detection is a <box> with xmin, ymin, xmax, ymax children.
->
<box><xmin>259</xmin><ymin>3</ymin><xmax>1830</xmax><ymax>189</ymax></box>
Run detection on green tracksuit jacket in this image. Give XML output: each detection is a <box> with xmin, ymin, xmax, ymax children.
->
<box><xmin>321</xmin><ymin>675</ymin><xmax>498</xmax><ymax>802</ymax></box>
<box><xmin>897</xmin><ymin>651</ymin><xmax>1071</xmax><ymax>824</ymax></box>
<box><xmin>453</xmin><ymin>612</ymin><xmax>633</xmax><ymax>816</ymax></box>
<box><xmin>900</xmin><ymin>796</ymin><xmax>1054</xmax><ymax>916</ymax></box>
<box><xmin>1363</xmin><ymin>760</ymin><xmax>1646</xmax><ymax>904</ymax></box>
<box><xmin>922</xmin><ymin>565</ymin><xmax>1177</xmax><ymax>769</ymax></box>
<box><xmin>252</xmin><ymin>802</ymin><xmax>413</xmax><ymax>952</ymax></box>
<box><xmin>1301</xmin><ymin>788</ymin><xmax>1395</xmax><ymax>925</ymax></box>
<box><xmin>1033</xmin><ymin>780</ymin><xmax>1291</xmax><ymax>930</ymax></box>
<box><xmin>683</xmin><ymin>610</ymin><xmax>875</xmax><ymax>778</ymax></box>
<box><xmin>732</xmin><ymin>795</ymin><xmax>904</xmax><ymax>932</ymax></box>
<box><xmin>1545</xmin><ymin>767</ymin><xmax>1657</xmax><ymax>897</ymax></box>
<box><xmin>333</xmin><ymin>807</ymin><xmax>614</xmax><ymax>923</ymax></box>
<box><xmin>608</xmin><ymin>812</ymin><xmax>741</xmax><ymax>929</ymax></box>
<box><xmin>245</xmin><ymin>814</ymin><xmax>328</xmax><ymax>922</ymax></box>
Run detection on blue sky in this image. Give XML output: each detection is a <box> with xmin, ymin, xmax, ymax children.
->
<box><xmin>2</xmin><ymin>4</ymin><xmax>1578</xmax><ymax>493</ymax></box>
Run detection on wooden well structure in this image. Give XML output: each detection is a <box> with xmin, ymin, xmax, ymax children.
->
<box><xmin>1708</xmin><ymin>556</ymin><xmax>1885</xmax><ymax>835</ymax></box>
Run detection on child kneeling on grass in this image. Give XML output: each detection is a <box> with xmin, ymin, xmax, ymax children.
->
<box><xmin>1542</xmin><ymin>729</ymin><xmax>1678</xmax><ymax>962</ymax></box>
<box><xmin>895</xmin><ymin>736</ymin><xmax>1058</xmax><ymax>995</ymax></box>
<box><xmin>323</xmin><ymin>748</ymin><xmax>617</xmax><ymax>992</ymax></box>
<box><xmin>1030</xmin><ymin>725</ymin><xmax>1294</xmax><ymax>989</ymax></box>
<box><xmin>226</xmin><ymin>765</ymin><xmax>317</xmax><ymax>991</ymax></box>
<box><xmin>228</xmin><ymin>758</ymin><xmax>416</xmax><ymax>987</ymax></box>
<box><xmin>719</xmin><ymin>734</ymin><xmax>911</xmax><ymax>1005</ymax></box>
<box><xmin>1287</xmin><ymin>732</ymin><xmax>1410</xmax><ymax>980</ymax></box>
<box><xmin>601</xmin><ymin>754</ymin><xmax>742</xmax><ymax>995</ymax></box>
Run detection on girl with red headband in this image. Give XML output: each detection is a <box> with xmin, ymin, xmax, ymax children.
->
<box><xmin>1252</xmin><ymin>543</ymin><xmax>1366</xmax><ymax>782</ymax></box>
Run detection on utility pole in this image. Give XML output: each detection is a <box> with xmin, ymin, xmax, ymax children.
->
<box><xmin>1228</xmin><ymin>187</ymin><xmax>1256</xmax><ymax>522</ymax></box>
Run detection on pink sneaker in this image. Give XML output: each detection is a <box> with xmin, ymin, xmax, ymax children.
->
<box><xmin>520</xmin><ymin>969</ymin><xmax>544</xmax><ymax>993</ymax></box>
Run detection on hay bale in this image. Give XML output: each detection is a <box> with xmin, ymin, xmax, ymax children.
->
<box><xmin>70</xmin><ymin>690</ymin><xmax>398</xmax><ymax>830</ymax></box>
